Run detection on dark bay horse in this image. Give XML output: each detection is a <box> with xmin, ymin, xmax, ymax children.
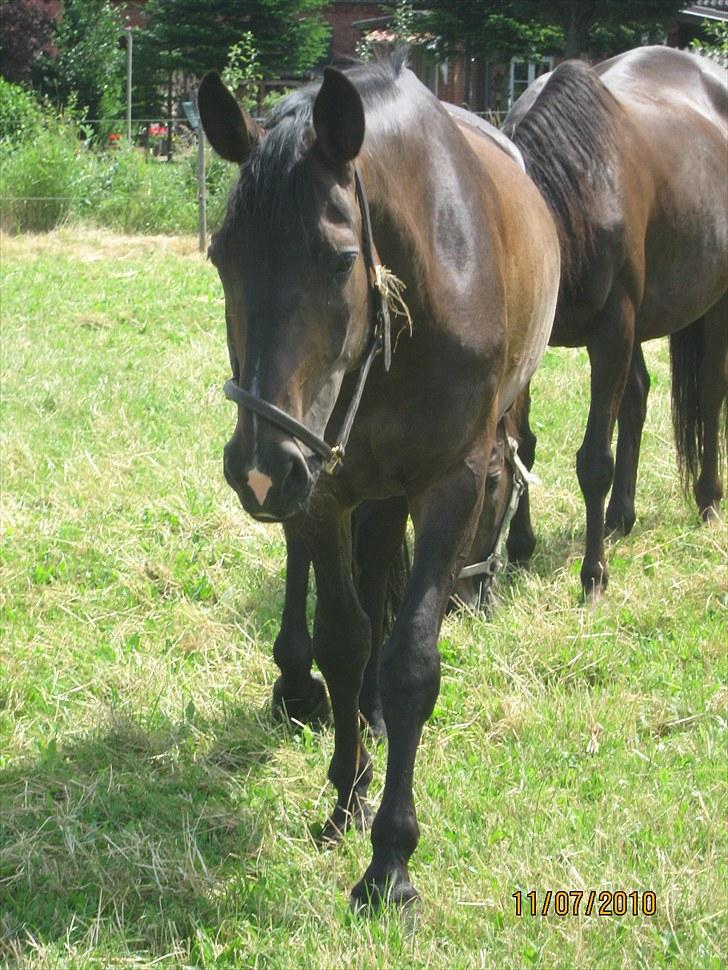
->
<box><xmin>502</xmin><ymin>46</ymin><xmax>727</xmax><ymax>596</ymax></box>
<box><xmin>199</xmin><ymin>53</ymin><xmax>560</xmax><ymax>908</ymax></box>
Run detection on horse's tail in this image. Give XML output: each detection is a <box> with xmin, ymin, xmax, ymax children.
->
<box><xmin>669</xmin><ymin>317</ymin><xmax>706</xmax><ymax>495</ymax></box>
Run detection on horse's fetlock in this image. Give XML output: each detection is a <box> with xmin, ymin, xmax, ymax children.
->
<box><xmin>372</xmin><ymin>806</ymin><xmax>419</xmax><ymax>859</ymax></box>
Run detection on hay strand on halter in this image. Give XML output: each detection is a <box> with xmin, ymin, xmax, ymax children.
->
<box><xmin>374</xmin><ymin>265</ymin><xmax>413</xmax><ymax>351</ymax></box>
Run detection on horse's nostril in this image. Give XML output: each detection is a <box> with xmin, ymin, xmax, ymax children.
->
<box><xmin>278</xmin><ymin>442</ymin><xmax>311</xmax><ymax>507</ymax></box>
<box><xmin>223</xmin><ymin>442</ymin><xmax>245</xmax><ymax>492</ymax></box>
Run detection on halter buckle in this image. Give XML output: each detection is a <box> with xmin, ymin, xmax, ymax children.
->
<box><xmin>324</xmin><ymin>445</ymin><xmax>345</xmax><ymax>475</ymax></box>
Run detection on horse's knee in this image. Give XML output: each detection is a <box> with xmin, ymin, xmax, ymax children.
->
<box><xmin>576</xmin><ymin>446</ymin><xmax>614</xmax><ymax>498</ymax></box>
<box><xmin>380</xmin><ymin>636</ymin><xmax>440</xmax><ymax>726</ymax></box>
<box><xmin>315</xmin><ymin>609</ymin><xmax>371</xmax><ymax>682</ymax></box>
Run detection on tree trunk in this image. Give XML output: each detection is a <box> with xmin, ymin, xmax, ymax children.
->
<box><xmin>565</xmin><ymin>0</ymin><xmax>595</xmax><ymax>58</ymax></box>
<box><xmin>463</xmin><ymin>39</ymin><xmax>472</xmax><ymax>108</ymax></box>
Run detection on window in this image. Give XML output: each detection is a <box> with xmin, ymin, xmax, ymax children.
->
<box><xmin>509</xmin><ymin>57</ymin><xmax>554</xmax><ymax>107</ymax></box>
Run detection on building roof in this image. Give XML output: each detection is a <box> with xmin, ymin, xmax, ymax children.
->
<box><xmin>678</xmin><ymin>1</ymin><xmax>728</xmax><ymax>21</ymax></box>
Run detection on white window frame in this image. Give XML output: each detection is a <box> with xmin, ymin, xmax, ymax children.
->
<box><xmin>509</xmin><ymin>56</ymin><xmax>554</xmax><ymax>108</ymax></box>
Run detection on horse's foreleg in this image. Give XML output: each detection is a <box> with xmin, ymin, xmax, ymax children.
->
<box><xmin>350</xmin><ymin>446</ymin><xmax>487</xmax><ymax>909</ymax></box>
<box><xmin>577</xmin><ymin>288</ymin><xmax>635</xmax><ymax>597</ymax></box>
<box><xmin>695</xmin><ymin>295</ymin><xmax>727</xmax><ymax>521</ymax></box>
<box><xmin>605</xmin><ymin>342</ymin><xmax>650</xmax><ymax>536</ymax></box>
<box><xmin>310</xmin><ymin>511</ymin><xmax>373</xmax><ymax>843</ymax></box>
<box><xmin>272</xmin><ymin>523</ymin><xmax>329</xmax><ymax>724</ymax></box>
<box><xmin>354</xmin><ymin>497</ymin><xmax>409</xmax><ymax>739</ymax></box>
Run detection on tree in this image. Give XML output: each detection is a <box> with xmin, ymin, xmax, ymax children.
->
<box><xmin>0</xmin><ymin>0</ymin><xmax>57</xmax><ymax>85</ymax></box>
<box><xmin>690</xmin><ymin>18</ymin><xmax>728</xmax><ymax>65</ymax></box>
<box><xmin>519</xmin><ymin>0</ymin><xmax>683</xmax><ymax>58</ymax></box>
<box><xmin>36</xmin><ymin>0</ymin><xmax>125</xmax><ymax>121</ymax></box>
<box><xmin>418</xmin><ymin>1</ymin><xmax>562</xmax><ymax>105</ymax></box>
<box><xmin>421</xmin><ymin>0</ymin><xmax>683</xmax><ymax>66</ymax></box>
<box><xmin>136</xmin><ymin>0</ymin><xmax>330</xmax><ymax>82</ymax></box>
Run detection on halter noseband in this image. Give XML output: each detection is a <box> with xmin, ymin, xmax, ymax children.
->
<box><xmin>223</xmin><ymin>165</ymin><xmax>392</xmax><ymax>475</ymax></box>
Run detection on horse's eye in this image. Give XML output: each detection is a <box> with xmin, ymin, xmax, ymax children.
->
<box><xmin>486</xmin><ymin>469</ymin><xmax>502</xmax><ymax>493</ymax></box>
<box><xmin>334</xmin><ymin>250</ymin><xmax>358</xmax><ymax>279</ymax></box>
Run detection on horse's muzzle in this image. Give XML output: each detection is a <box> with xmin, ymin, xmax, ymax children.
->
<box><xmin>223</xmin><ymin>438</ymin><xmax>312</xmax><ymax>522</ymax></box>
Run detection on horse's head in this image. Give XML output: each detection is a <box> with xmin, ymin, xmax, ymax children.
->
<box><xmin>452</xmin><ymin>398</ymin><xmax>534</xmax><ymax>610</ymax></box>
<box><xmin>200</xmin><ymin>68</ymin><xmax>373</xmax><ymax>521</ymax></box>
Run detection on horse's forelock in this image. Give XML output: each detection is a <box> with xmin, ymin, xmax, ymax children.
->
<box><xmin>222</xmin><ymin>51</ymin><xmax>409</xmax><ymax>251</ymax></box>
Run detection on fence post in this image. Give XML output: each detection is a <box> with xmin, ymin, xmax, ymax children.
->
<box><xmin>197</xmin><ymin>126</ymin><xmax>207</xmax><ymax>253</ymax></box>
<box><xmin>125</xmin><ymin>28</ymin><xmax>133</xmax><ymax>143</ymax></box>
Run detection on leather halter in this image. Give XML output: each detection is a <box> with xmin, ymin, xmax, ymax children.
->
<box><xmin>223</xmin><ymin>165</ymin><xmax>392</xmax><ymax>475</ymax></box>
<box><xmin>457</xmin><ymin>436</ymin><xmax>533</xmax><ymax>589</ymax></box>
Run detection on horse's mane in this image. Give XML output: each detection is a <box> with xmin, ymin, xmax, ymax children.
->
<box><xmin>503</xmin><ymin>60</ymin><xmax>621</xmax><ymax>290</ymax></box>
<box><xmin>224</xmin><ymin>50</ymin><xmax>409</xmax><ymax>250</ymax></box>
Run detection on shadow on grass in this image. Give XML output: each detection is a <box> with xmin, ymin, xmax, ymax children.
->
<box><xmin>0</xmin><ymin>700</ymin><xmax>307</xmax><ymax>960</ymax></box>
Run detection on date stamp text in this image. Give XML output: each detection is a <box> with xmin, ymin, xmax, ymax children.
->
<box><xmin>513</xmin><ymin>890</ymin><xmax>656</xmax><ymax>917</ymax></box>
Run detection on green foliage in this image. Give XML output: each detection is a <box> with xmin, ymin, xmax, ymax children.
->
<box><xmin>519</xmin><ymin>0</ymin><xmax>681</xmax><ymax>58</ymax></box>
<box><xmin>691</xmin><ymin>19</ymin><xmax>728</xmax><ymax>62</ymax></box>
<box><xmin>37</xmin><ymin>0</ymin><xmax>125</xmax><ymax>121</ymax></box>
<box><xmin>0</xmin><ymin>78</ymin><xmax>45</xmax><ymax>143</ymax></box>
<box><xmin>391</xmin><ymin>0</ymin><xmax>417</xmax><ymax>40</ymax></box>
<box><xmin>421</xmin><ymin>1</ymin><xmax>563</xmax><ymax>62</ymax></box>
<box><xmin>358</xmin><ymin>0</ymin><xmax>421</xmax><ymax>60</ymax></box>
<box><xmin>136</xmin><ymin>0</ymin><xmax>329</xmax><ymax>83</ymax></box>
<box><xmin>0</xmin><ymin>101</ymin><xmax>236</xmax><ymax>234</ymax></box>
<box><xmin>222</xmin><ymin>32</ymin><xmax>263</xmax><ymax>112</ymax></box>
<box><xmin>422</xmin><ymin>0</ymin><xmax>680</xmax><ymax>61</ymax></box>
<box><xmin>0</xmin><ymin>112</ymin><xmax>94</xmax><ymax>230</ymax></box>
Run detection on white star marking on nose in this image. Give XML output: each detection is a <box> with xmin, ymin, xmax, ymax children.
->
<box><xmin>248</xmin><ymin>468</ymin><xmax>273</xmax><ymax>506</ymax></box>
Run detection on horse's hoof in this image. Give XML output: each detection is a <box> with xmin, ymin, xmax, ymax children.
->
<box><xmin>582</xmin><ymin>583</ymin><xmax>604</xmax><ymax>605</ymax></box>
<box><xmin>349</xmin><ymin>869</ymin><xmax>419</xmax><ymax>914</ymax></box>
<box><xmin>272</xmin><ymin>675</ymin><xmax>329</xmax><ymax>726</ymax></box>
<box><xmin>580</xmin><ymin>562</ymin><xmax>608</xmax><ymax>602</ymax></box>
<box><xmin>605</xmin><ymin>506</ymin><xmax>635</xmax><ymax>537</ymax></box>
<box><xmin>316</xmin><ymin>798</ymin><xmax>372</xmax><ymax>847</ymax></box>
<box><xmin>700</xmin><ymin>503</ymin><xmax>721</xmax><ymax>524</ymax></box>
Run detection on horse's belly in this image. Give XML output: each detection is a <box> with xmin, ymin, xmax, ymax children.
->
<box><xmin>639</xmin><ymin>239</ymin><xmax>728</xmax><ymax>337</ymax></box>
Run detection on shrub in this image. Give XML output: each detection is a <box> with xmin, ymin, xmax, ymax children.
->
<box><xmin>0</xmin><ymin>78</ymin><xmax>45</xmax><ymax>143</ymax></box>
<box><xmin>0</xmin><ymin>91</ymin><xmax>236</xmax><ymax>235</ymax></box>
<box><xmin>0</xmin><ymin>115</ymin><xmax>94</xmax><ymax>231</ymax></box>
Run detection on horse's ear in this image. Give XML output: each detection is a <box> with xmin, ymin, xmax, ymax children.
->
<box><xmin>198</xmin><ymin>71</ymin><xmax>260</xmax><ymax>164</ymax></box>
<box><xmin>313</xmin><ymin>67</ymin><xmax>365</xmax><ymax>166</ymax></box>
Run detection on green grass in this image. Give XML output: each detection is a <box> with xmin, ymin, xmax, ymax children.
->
<box><xmin>1</xmin><ymin>229</ymin><xmax>726</xmax><ymax>969</ymax></box>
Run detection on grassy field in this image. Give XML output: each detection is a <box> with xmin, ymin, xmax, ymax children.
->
<box><xmin>1</xmin><ymin>229</ymin><xmax>726</xmax><ymax>969</ymax></box>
